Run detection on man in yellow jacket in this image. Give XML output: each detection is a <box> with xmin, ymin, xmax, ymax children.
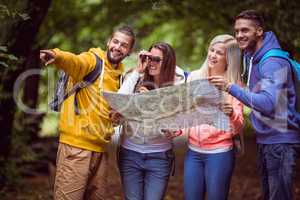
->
<box><xmin>40</xmin><ymin>26</ymin><xmax>135</xmax><ymax>200</ymax></box>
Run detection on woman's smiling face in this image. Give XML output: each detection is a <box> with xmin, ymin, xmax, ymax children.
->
<box><xmin>147</xmin><ymin>47</ymin><xmax>163</xmax><ymax>76</ymax></box>
<box><xmin>207</xmin><ymin>42</ymin><xmax>227</xmax><ymax>75</ymax></box>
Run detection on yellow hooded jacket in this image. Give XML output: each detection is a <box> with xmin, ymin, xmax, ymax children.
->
<box><xmin>52</xmin><ymin>47</ymin><xmax>124</xmax><ymax>152</ymax></box>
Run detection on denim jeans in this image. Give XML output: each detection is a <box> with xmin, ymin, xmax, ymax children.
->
<box><xmin>257</xmin><ymin>143</ymin><xmax>300</xmax><ymax>200</ymax></box>
<box><xmin>184</xmin><ymin>148</ymin><xmax>235</xmax><ymax>200</ymax></box>
<box><xmin>118</xmin><ymin>147</ymin><xmax>174</xmax><ymax>200</ymax></box>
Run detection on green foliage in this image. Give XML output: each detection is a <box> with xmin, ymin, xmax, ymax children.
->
<box><xmin>40</xmin><ymin>0</ymin><xmax>300</xmax><ymax>68</ymax></box>
<box><xmin>0</xmin><ymin>45</ymin><xmax>18</xmax><ymax>68</ymax></box>
<box><xmin>0</xmin><ymin>157</ymin><xmax>20</xmax><ymax>187</ymax></box>
<box><xmin>243</xmin><ymin>107</ymin><xmax>254</xmax><ymax>136</ymax></box>
<box><xmin>0</xmin><ymin>2</ymin><xmax>31</xmax><ymax>47</ymax></box>
<box><xmin>0</xmin><ymin>4</ymin><xmax>30</xmax><ymax>20</ymax></box>
<box><xmin>37</xmin><ymin>68</ymin><xmax>59</xmax><ymax>136</ymax></box>
<box><xmin>13</xmin><ymin>112</ymin><xmax>39</xmax><ymax>159</ymax></box>
<box><xmin>0</xmin><ymin>112</ymin><xmax>39</xmax><ymax>187</ymax></box>
<box><xmin>0</xmin><ymin>45</ymin><xmax>19</xmax><ymax>105</ymax></box>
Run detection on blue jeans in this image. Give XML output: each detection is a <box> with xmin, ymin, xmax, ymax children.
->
<box><xmin>118</xmin><ymin>147</ymin><xmax>174</xmax><ymax>200</ymax></box>
<box><xmin>257</xmin><ymin>143</ymin><xmax>299</xmax><ymax>200</ymax></box>
<box><xmin>184</xmin><ymin>149</ymin><xmax>235</xmax><ymax>200</ymax></box>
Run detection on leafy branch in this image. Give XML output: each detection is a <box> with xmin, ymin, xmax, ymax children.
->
<box><xmin>0</xmin><ymin>46</ymin><xmax>18</xmax><ymax>68</ymax></box>
<box><xmin>0</xmin><ymin>4</ymin><xmax>30</xmax><ymax>20</ymax></box>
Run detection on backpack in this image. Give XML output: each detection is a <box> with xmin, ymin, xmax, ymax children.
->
<box><xmin>49</xmin><ymin>53</ymin><xmax>103</xmax><ymax>115</ymax></box>
<box><xmin>184</xmin><ymin>71</ymin><xmax>189</xmax><ymax>82</ymax></box>
<box><xmin>259</xmin><ymin>49</ymin><xmax>300</xmax><ymax>122</ymax></box>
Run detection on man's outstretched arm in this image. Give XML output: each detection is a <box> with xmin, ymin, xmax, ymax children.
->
<box><xmin>40</xmin><ymin>49</ymin><xmax>96</xmax><ymax>82</ymax></box>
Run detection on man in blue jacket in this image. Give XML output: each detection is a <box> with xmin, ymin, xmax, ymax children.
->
<box><xmin>209</xmin><ymin>10</ymin><xmax>300</xmax><ymax>200</ymax></box>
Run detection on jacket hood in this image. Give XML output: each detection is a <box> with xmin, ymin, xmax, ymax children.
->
<box><xmin>245</xmin><ymin>31</ymin><xmax>281</xmax><ymax>64</ymax></box>
<box><xmin>175</xmin><ymin>66</ymin><xmax>187</xmax><ymax>84</ymax></box>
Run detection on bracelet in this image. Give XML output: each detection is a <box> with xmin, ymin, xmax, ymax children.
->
<box><xmin>225</xmin><ymin>83</ymin><xmax>232</xmax><ymax>92</ymax></box>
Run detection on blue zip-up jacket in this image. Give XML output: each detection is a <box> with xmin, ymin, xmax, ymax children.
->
<box><xmin>229</xmin><ymin>31</ymin><xmax>300</xmax><ymax>144</ymax></box>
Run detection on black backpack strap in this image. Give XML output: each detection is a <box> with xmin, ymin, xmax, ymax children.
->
<box><xmin>50</xmin><ymin>53</ymin><xmax>103</xmax><ymax>114</ymax></box>
<box><xmin>183</xmin><ymin>71</ymin><xmax>189</xmax><ymax>82</ymax></box>
<box><xmin>73</xmin><ymin>53</ymin><xmax>103</xmax><ymax>114</ymax></box>
<box><xmin>49</xmin><ymin>71</ymin><xmax>69</xmax><ymax>111</ymax></box>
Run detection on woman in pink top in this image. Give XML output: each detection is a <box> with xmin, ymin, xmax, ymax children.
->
<box><xmin>184</xmin><ymin>34</ymin><xmax>244</xmax><ymax>200</ymax></box>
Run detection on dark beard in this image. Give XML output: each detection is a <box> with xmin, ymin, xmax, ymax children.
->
<box><xmin>106</xmin><ymin>50</ymin><xmax>124</xmax><ymax>64</ymax></box>
<box><xmin>245</xmin><ymin>36</ymin><xmax>260</xmax><ymax>53</ymax></box>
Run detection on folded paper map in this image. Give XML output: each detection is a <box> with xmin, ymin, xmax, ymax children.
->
<box><xmin>103</xmin><ymin>79</ymin><xmax>230</xmax><ymax>137</ymax></box>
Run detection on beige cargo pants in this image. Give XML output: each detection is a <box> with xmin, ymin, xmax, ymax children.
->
<box><xmin>54</xmin><ymin>143</ymin><xmax>108</xmax><ymax>200</ymax></box>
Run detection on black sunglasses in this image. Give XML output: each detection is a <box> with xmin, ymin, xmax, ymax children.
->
<box><xmin>140</xmin><ymin>54</ymin><xmax>162</xmax><ymax>63</ymax></box>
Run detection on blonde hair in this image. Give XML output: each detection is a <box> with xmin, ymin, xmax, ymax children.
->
<box><xmin>195</xmin><ymin>34</ymin><xmax>241</xmax><ymax>84</ymax></box>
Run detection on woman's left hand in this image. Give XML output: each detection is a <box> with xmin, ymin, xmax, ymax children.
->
<box><xmin>162</xmin><ymin>129</ymin><xmax>181</xmax><ymax>139</ymax></box>
<box><xmin>220</xmin><ymin>103</ymin><xmax>233</xmax><ymax>117</ymax></box>
<box><xmin>208</xmin><ymin>76</ymin><xmax>232</xmax><ymax>92</ymax></box>
<box><xmin>109</xmin><ymin>109</ymin><xmax>123</xmax><ymax>126</ymax></box>
<box><xmin>137</xmin><ymin>86</ymin><xmax>149</xmax><ymax>93</ymax></box>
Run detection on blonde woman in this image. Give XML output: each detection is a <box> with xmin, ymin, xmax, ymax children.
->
<box><xmin>184</xmin><ymin>35</ymin><xmax>244</xmax><ymax>200</ymax></box>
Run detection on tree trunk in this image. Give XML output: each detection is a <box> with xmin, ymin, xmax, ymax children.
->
<box><xmin>0</xmin><ymin>0</ymin><xmax>51</xmax><ymax>161</ymax></box>
<box><xmin>22</xmin><ymin>48</ymin><xmax>45</xmax><ymax>141</ymax></box>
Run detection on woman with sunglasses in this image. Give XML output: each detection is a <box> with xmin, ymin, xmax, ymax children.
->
<box><xmin>114</xmin><ymin>42</ymin><xmax>186</xmax><ymax>200</ymax></box>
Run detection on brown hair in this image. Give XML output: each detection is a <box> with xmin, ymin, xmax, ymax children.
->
<box><xmin>113</xmin><ymin>25</ymin><xmax>136</xmax><ymax>49</ymax></box>
<box><xmin>235</xmin><ymin>10</ymin><xmax>265</xmax><ymax>31</ymax></box>
<box><xmin>142</xmin><ymin>42</ymin><xmax>176</xmax><ymax>89</ymax></box>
